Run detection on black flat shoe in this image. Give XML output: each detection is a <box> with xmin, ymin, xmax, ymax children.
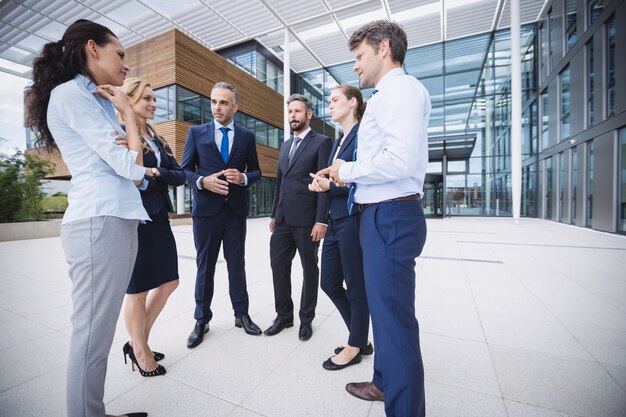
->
<box><xmin>128</xmin><ymin>350</ymin><xmax>166</xmax><ymax>377</ymax></box>
<box><xmin>335</xmin><ymin>342</ymin><xmax>374</xmax><ymax>355</ymax></box>
<box><xmin>323</xmin><ymin>353</ymin><xmax>362</xmax><ymax>370</ymax></box>
<box><xmin>235</xmin><ymin>314</ymin><xmax>262</xmax><ymax>335</ymax></box>
<box><xmin>263</xmin><ymin>318</ymin><xmax>294</xmax><ymax>336</ymax></box>
<box><xmin>124</xmin><ymin>413</ymin><xmax>148</xmax><ymax>417</ymax></box>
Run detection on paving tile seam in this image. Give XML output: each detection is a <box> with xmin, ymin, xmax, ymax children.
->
<box><xmin>425</xmin><ymin>378</ymin><xmax>507</xmax><ymax>401</ymax></box>
<box><xmin>457</xmin><ymin>240</ymin><xmax>626</xmax><ymax>250</ymax></box>
<box><xmin>0</xmin><ymin>323</ymin><xmax>66</xmax><ymax>353</ymax></box>
<box><xmin>0</xmin><ymin>363</ymin><xmax>66</xmax><ymax>395</ymax></box>
<box><xmin>421</xmin><ymin>255</ymin><xmax>503</xmax><ymax>264</ymax></box>
<box><xmin>459</xmin><ymin>253</ymin><xmax>507</xmax><ymax>402</ymax></box>
<box><xmin>503</xmin><ymin>398</ymin><xmax>588</xmax><ymax>417</ymax></box>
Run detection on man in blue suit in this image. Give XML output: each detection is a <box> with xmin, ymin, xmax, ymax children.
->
<box><xmin>182</xmin><ymin>81</ymin><xmax>262</xmax><ymax>348</ymax></box>
<box><xmin>264</xmin><ymin>94</ymin><xmax>332</xmax><ymax>341</ymax></box>
<box><xmin>320</xmin><ymin>21</ymin><xmax>431</xmax><ymax>417</ymax></box>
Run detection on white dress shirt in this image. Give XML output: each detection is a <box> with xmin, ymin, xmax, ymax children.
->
<box><xmin>47</xmin><ymin>74</ymin><xmax>149</xmax><ymax>224</ymax></box>
<box><xmin>339</xmin><ymin>67</ymin><xmax>431</xmax><ymax>204</ymax></box>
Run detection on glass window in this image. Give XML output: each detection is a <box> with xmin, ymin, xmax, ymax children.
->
<box><xmin>588</xmin><ymin>0</ymin><xmax>604</xmax><ymax>27</ymax></box>
<box><xmin>540</xmin><ymin>21</ymin><xmax>550</xmax><ymax>80</ymax></box>
<box><xmin>522</xmin><ymin>165</ymin><xmax>537</xmax><ymax>217</ymax></box>
<box><xmin>572</xmin><ymin>147</ymin><xmax>577</xmax><ymax>224</ymax></box>
<box><xmin>606</xmin><ymin>15</ymin><xmax>616</xmax><ymax>117</ymax></box>
<box><xmin>177</xmin><ymin>86</ymin><xmax>201</xmax><ymax>125</ymax></box>
<box><xmin>617</xmin><ymin>128</ymin><xmax>626</xmax><ymax>233</ymax></box>
<box><xmin>545</xmin><ymin>156</ymin><xmax>553</xmax><ymax>219</ymax></box>
<box><xmin>560</xmin><ymin>65</ymin><xmax>570</xmax><ymax>140</ymax></box>
<box><xmin>154</xmin><ymin>85</ymin><xmax>176</xmax><ymax>123</ymax></box>
<box><xmin>559</xmin><ymin>151</ymin><xmax>567</xmax><ymax>222</ymax></box>
<box><xmin>586</xmin><ymin>39</ymin><xmax>594</xmax><ymax>126</ymax></box>
<box><xmin>586</xmin><ymin>140</ymin><xmax>594</xmax><ymax>227</ymax></box>
<box><xmin>447</xmin><ymin>160</ymin><xmax>467</xmax><ymax>173</ymax></box>
<box><xmin>565</xmin><ymin>0</ymin><xmax>577</xmax><ymax>51</ymax></box>
<box><xmin>202</xmin><ymin>97</ymin><xmax>213</xmax><ymax>124</ymax></box>
<box><xmin>255</xmin><ymin>119</ymin><xmax>268</xmax><ymax>146</ymax></box>
<box><xmin>541</xmin><ymin>91</ymin><xmax>550</xmax><ymax>150</ymax></box>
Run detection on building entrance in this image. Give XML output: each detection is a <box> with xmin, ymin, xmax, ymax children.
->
<box><xmin>423</xmin><ymin>174</ymin><xmax>444</xmax><ymax>217</ymax></box>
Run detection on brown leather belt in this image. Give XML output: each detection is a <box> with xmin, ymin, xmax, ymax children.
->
<box><xmin>360</xmin><ymin>194</ymin><xmax>421</xmax><ymax>210</ymax></box>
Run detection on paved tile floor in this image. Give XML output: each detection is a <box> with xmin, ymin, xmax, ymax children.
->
<box><xmin>1</xmin><ymin>217</ymin><xmax>625</xmax><ymax>417</ymax></box>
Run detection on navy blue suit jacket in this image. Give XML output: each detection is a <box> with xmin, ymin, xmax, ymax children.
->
<box><xmin>326</xmin><ymin>124</ymin><xmax>359</xmax><ymax>221</ymax></box>
<box><xmin>271</xmin><ymin>129</ymin><xmax>332</xmax><ymax>226</ymax></box>
<box><xmin>141</xmin><ymin>138</ymin><xmax>186</xmax><ymax>215</ymax></box>
<box><xmin>181</xmin><ymin>121</ymin><xmax>261</xmax><ymax>218</ymax></box>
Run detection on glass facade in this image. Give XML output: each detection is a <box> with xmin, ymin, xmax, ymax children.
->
<box><xmin>620</xmin><ymin>128</ymin><xmax>626</xmax><ymax>233</ymax></box>
<box><xmin>152</xmin><ymin>84</ymin><xmax>284</xmax><ymax>217</ymax></box>
<box><xmin>565</xmin><ymin>0</ymin><xmax>577</xmax><ymax>51</ymax></box>
<box><xmin>586</xmin><ymin>140</ymin><xmax>594</xmax><ymax>227</ymax></box>
<box><xmin>153</xmin><ymin>84</ymin><xmax>284</xmax><ymax>150</ymax></box>
<box><xmin>586</xmin><ymin>39</ymin><xmax>594</xmax><ymax>127</ymax></box>
<box><xmin>226</xmin><ymin>49</ymin><xmax>284</xmax><ymax>94</ymax></box>
<box><xmin>560</xmin><ymin>65</ymin><xmax>570</xmax><ymax>140</ymax></box>
<box><xmin>606</xmin><ymin>14</ymin><xmax>616</xmax><ymax>117</ymax></box>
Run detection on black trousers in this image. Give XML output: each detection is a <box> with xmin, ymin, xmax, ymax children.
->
<box><xmin>269</xmin><ymin>221</ymin><xmax>320</xmax><ymax>323</ymax></box>
<box><xmin>193</xmin><ymin>205</ymin><xmax>249</xmax><ymax>324</ymax></box>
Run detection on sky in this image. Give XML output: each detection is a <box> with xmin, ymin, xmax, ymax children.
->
<box><xmin>0</xmin><ymin>72</ymin><xmax>30</xmax><ymax>152</ymax></box>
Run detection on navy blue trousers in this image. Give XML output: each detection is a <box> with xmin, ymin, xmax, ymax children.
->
<box><xmin>321</xmin><ymin>214</ymin><xmax>369</xmax><ymax>348</ymax></box>
<box><xmin>193</xmin><ymin>205</ymin><xmax>249</xmax><ymax>323</ymax></box>
<box><xmin>360</xmin><ymin>200</ymin><xmax>427</xmax><ymax>417</ymax></box>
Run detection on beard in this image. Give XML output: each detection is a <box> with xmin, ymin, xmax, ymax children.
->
<box><xmin>290</xmin><ymin>119</ymin><xmax>306</xmax><ymax>132</ymax></box>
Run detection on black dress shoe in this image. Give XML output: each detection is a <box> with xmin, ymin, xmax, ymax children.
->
<box><xmin>235</xmin><ymin>314</ymin><xmax>262</xmax><ymax>335</ymax></box>
<box><xmin>298</xmin><ymin>322</ymin><xmax>313</xmax><ymax>341</ymax></box>
<box><xmin>335</xmin><ymin>342</ymin><xmax>374</xmax><ymax>355</ymax></box>
<box><xmin>263</xmin><ymin>317</ymin><xmax>294</xmax><ymax>336</ymax></box>
<box><xmin>187</xmin><ymin>322</ymin><xmax>209</xmax><ymax>348</ymax></box>
<box><xmin>124</xmin><ymin>412</ymin><xmax>148</xmax><ymax>417</ymax></box>
<box><xmin>323</xmin><ymin>353</ymin><xmax>362</xmax><ymax>370</ymax></box>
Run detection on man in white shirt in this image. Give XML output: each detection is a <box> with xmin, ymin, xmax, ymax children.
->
<box><xmin>320</xmin><ymin>20</ymin><xmax>431</xmax><ymax>417</ymax></box>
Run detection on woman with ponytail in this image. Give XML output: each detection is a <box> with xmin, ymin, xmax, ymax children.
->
<box><xmin>308</xmin><ymin>86</ymin><xmax>372</xmax><ymax>370</ymax></box>
<box><xmin>117</xmin><ymin>77</ymin><xmax>184</xmax><ymax>378</ymax></box>
<box><xmin>25</xmin><ymin>19</ymin><xmax>149</xmax><ymax>417</ymax></box>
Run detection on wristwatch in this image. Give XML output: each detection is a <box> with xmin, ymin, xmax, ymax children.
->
<box><xmin>151</xmin><ymin>167</ymin><xmax>158</xmax><ymax>178</ymax></box>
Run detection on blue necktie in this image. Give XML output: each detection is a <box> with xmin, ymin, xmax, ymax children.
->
<box><xmin>220</xmin><ymin>127</ymin><xmax>230</xmax><ymax>163</ymax></box>
<box><xmin>347</xmin><ymin>89</ymin><xmax>377</xmax><ymax>215</ymax></box>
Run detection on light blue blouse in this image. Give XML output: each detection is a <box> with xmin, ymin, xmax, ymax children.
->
<box><xmin>47</xmin><ymin>74</ymin><xmax>149</xmax><ymax>224</ymax></box>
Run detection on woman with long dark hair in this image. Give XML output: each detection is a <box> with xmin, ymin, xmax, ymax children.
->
<box><xmin>309</xmin><ymin>85</ymin><xmax>372</xmax><ymax>370</ymax></box>
<box><xmin>118</xmin><ymin>77</ymin><xmax>184</xmax><ymax>377</ymax></box>
<box><xmin>25</xmin><ymin>19</ymin><xmax>149</xmax><ymax>417</ymax></box>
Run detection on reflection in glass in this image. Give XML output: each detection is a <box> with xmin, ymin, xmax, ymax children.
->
<box><xmin>607</xmin><ymin>15</ymin><xmax>616</xmax><ymax>117</ymax></box>
<box><xmin>587</xmin><ymin>39</ymin><xmax>594</xmax><ymax>126</ymax></box>
<box><xmin>588</xmin><ymin>0</ymin><xmax>604</xmax><ymax>27</ymax></box>
<box><xmin>586</xmin><ymin>141</ymin><xmax>594</xmax><ymax>227</ymax></box>
<box><xmin>565</xmin><ymin>0</ymin><xmax>577</xmax><ymax>51</ymax></box>
<box><xmin>572</xmin><ymin>147</ymin><xmax>577</xmax><ymax>224</ymax></box>
<box><xmin>545</xmin><ymin>157</ymin><xmax>553</xmax><ymax>219</ymax></box>
<box><xmin>560</xmin><ymin>65</ymin><xmax>570</xmax><ymax>140</ymax></box>
<box><xmin>617</xmin><ymin>128</ymin><xmax>626</xmax><ymax>233</ymax></box>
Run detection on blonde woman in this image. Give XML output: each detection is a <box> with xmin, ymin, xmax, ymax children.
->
<box><xmin>118</xmin><ymin>77</ymin><xmax>184</xmax><ymax>377</ymax></box>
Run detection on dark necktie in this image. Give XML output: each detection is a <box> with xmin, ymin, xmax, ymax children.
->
<box><xmin>288</xmin><ymin>136</ymin><xmax>302</xmax><ymax>164</ymax></box>
<box><xmin>347</xmin><ymin>89</ymin><xmax>378</xmax><ymax>215</ymax></box>
<box><xmin>220</xmin><ymin>127</ymin><xmax>230</xmax><ymax>163</ymax></box>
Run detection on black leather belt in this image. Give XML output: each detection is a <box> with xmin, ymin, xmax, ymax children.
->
<box><xmin>360</xmin><ymin>194</ymin><xmax>421</xmax><ymax>210</ymax></box>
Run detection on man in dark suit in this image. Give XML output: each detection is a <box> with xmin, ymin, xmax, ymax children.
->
<box><xmin>182</xmin><ymin>81</ymin><xmax>262</xmax><ymax>348</ymax></box>
<box><xmin>264</xmin><ymin>94</ymin><xmax>332</xmax><ymax>341</ymax></box>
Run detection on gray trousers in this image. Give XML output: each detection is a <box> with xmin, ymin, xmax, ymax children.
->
<box><xmin>61</xmin><ymin>216</ymin><xmax>139</xmax><ymax>417</ymax></box>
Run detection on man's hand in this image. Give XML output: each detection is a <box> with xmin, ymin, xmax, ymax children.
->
<box><xmin>308</xmin><ymin>173</ymin><xmax>330</xmax><ymax>192</ymax></box>
<box><xmin>224</xmin><ymin>168</ymin><xmax>244</xmax><ymax>185</ymax></box>
<box><xmin>317</xmin><ymin>159</ymin><xmax>347</xmax><ymax>187</ymax></box>
<box><xmin>202</xmin><ymin>170</ymin><xmax>228</xmax><ymax>195</ymax></box>
<box><xmin>269</xmin><ymin>218</ymin><xmax>275</xmax><ymax>233</ymax></box>
<box><xmin>311</xmin><ymin>224</ymin><xmax>327</xmax><ymax>241</ymax></box>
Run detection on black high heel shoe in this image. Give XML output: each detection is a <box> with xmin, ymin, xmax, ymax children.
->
<box><xmin>128</xmin><ymin>349</ymin><xmax>167</xmax><ymax>377</ymax></box>
<box><xmin>123</xmin><ymin>341</ymin><xmax>165</xmax><ymax>363</ymax></box>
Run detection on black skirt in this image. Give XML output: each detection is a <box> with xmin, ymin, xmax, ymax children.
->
<box><xmin>127</xmin><ymin>206</ymin><xmax>179</xmax><ymax>294</ymax></box>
